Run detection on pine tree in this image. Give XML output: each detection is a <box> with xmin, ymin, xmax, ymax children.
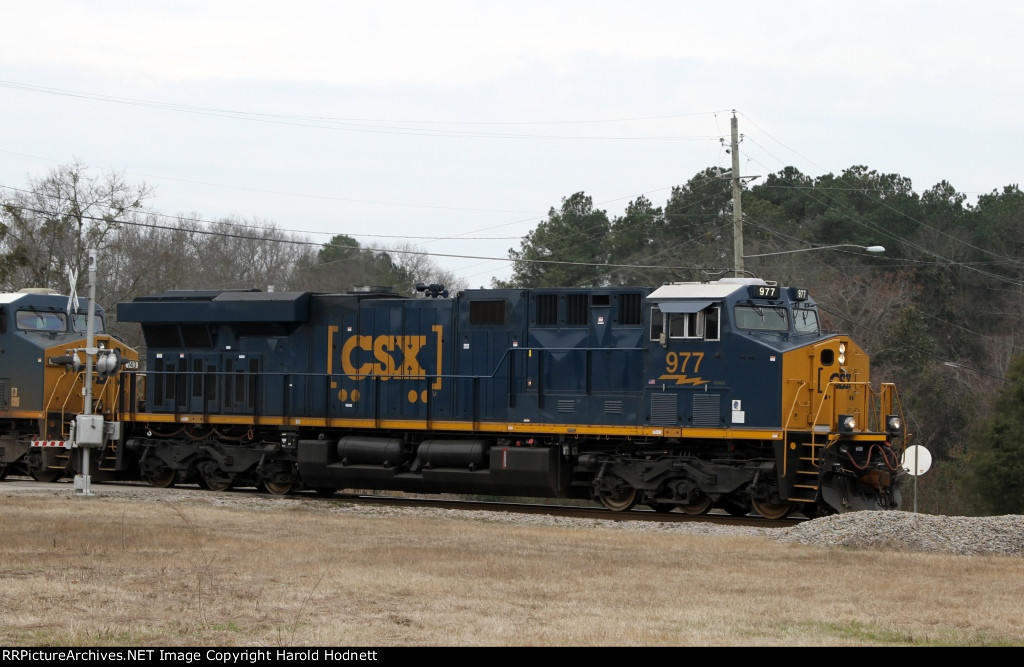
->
<box><xmin>968</xmin><ymin>354</ymin><xmax>1024</xmax><ymax>514</ymax></box>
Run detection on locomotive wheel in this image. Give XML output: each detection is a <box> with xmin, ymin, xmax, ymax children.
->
<box><xmin>751</xmin><ymin>500</ymin><xmax>794</xmax><ymax>520</ymax></box>
<box><xmin>146</xmin><ymin>467</ymin><xmax>176</xmax><ymax>488</ymax></box>
<box><xmin>598</xmin><ymin>486</ymin><xmax>638</xmax><ymax>512</ymax></box>
<box><xmin>679</xmin><ymin>496</ymin><xmax>714</xmax><ymax>516</ymax></box>
<box><xmin>263</xmin><ymin>481</ymin><xmax>294</xmax><ymax>496</ymax></box>
<box><xmin>198</xmin><ymin>462</ymin><xmax>232</xmax><ymax>492</ymax></box>
<box><xmin>203</xmin><ymin>476</ymin><xmax>232</xmax><ymax>492</ymax></box>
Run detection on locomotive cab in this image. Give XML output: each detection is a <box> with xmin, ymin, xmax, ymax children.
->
<box><xmin>0</xmin><ymin>289</ymin><xmax>138</xmax><ymax>482</ymax></box>
<box><xmin>643</xmin><ymin>278</ymin><xmax>907</xmax><ymax>516</ymax></box>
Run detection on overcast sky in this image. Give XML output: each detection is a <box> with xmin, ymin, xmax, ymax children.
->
<box><xmin>1</xmin><ymin>1</ymin><xmax>1021</xmax><ymax>288</ymax></box>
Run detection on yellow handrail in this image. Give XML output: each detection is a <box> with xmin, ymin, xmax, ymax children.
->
<box><xmin>779</xmin><ymin>380</ymin><xmax>904</xmax><ymax>473</ymax></box>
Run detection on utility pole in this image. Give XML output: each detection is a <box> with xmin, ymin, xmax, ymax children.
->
<box><xmin>731</xmin><ymin>111</ymin><xmax>743</xmax><ymax>277</ymax></box>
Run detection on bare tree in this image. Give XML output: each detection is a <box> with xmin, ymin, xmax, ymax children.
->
<box><xmin>0</xmin><ymin>160</ymin><xmax>152</xmax><ymax>293</ymax></box>
<box><xmin>389</xmin><ymin>241</ymin><xmax>469</xmax><ymax>295</ymax></box>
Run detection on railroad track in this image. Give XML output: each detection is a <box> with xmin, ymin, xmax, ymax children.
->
<box><xmin>0</xmin><ymin>477</ymin><xmax>804</xmax><ymax>528</ymax></box>
<box><xmin>325</xmin><ymin>492</ymin><xmax>804</xmax><ymax>528</ymax></box>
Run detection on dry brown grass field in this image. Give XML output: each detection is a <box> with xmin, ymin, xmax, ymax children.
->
<box><xmin>1</xmin><ymin>484</ymin><xmax>1022</xmax><ymax>647</ymax></box>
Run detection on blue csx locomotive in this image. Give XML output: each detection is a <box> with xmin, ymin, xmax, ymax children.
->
<box><xmin>0</xmin><ymin>278</ymin><xmax>910</xmax><ymax>518</ymax></box>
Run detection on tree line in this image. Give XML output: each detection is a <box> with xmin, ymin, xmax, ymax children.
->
<box><xmin>2</xmin><ymin>161</ymin><xmax>1021</xmax><ymax>515</ymax></box>
<box><xmin>0</xmin><ymin>162</ymin><xmax>465</xmax><ymax>340</ymax></box>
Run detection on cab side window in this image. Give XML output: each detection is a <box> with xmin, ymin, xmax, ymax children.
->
<box><xmin>668</xmin><ymin>306</ymin><xmax>720</xmax><ymax>341</ymax></box>
<box><xmin>649</xmin><ymin>306</ymin><xmax>664</xmax><ymax>341</ymax></box>
<box><xmin>703</xmin><ymin>306</ymin><xmax>720</xmax><ymax>341</ymax></box>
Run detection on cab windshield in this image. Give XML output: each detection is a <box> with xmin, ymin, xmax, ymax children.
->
<box><xmin>72</xmin><ymin>311</ymin><xmax>105</xmax><ymax>333</ymax></box>
<box><xmin>733</xmin><ymin>305</ymin><xmax>788</xmax><ymax>331</ymax></box>
<box><xmin>15</xmin><ymin>309</ymin><xmax>105</xmax><ymax>333</ymax></box>
<box><xmin>794</xmin><ymin>307</ymin><xmax>819</xmax><ymax>333</ymax></box>
<box><xmin>17</xmin><ymin>310</ymin><xmax>67</xmax><ymax>332</ymax></box>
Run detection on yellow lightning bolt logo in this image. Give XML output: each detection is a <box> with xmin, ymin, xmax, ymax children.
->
<box><xmin>657</xmin><ymin>374</ymin><xmax>709</xmax><ymax>386</ymax></box>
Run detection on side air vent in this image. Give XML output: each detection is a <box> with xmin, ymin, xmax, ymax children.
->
<box><xmin>650</xmin><ymin>393</ymin><xmax>677</xmax><ymax>425</ymax></box>
<box><xmin>692</xmin><ymin>395</ymin><xmax>721</xmax><ymax>427</ymax></box>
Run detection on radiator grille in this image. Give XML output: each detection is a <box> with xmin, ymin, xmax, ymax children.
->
<box><xmin>692</xmin><ymin>394</ymin><xmax>721</xmax><ymax>427</ymax></box>
<box><xmin>604</xmin><ymin>400</ymin><xmax>623</xmax><ymax>414</ymax></box>
<box><xmin>650</xmin><ymin>393</ymin><xmax>677</xmax><ymax>425</ymax></box>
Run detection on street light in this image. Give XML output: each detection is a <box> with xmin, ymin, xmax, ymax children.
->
<box><xmin>743</xmin><ymin>244</ymin><xmax>885</xmax><ymax>258</ymax></box>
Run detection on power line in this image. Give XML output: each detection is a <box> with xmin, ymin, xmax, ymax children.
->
<box><xmin>0</xmin><ymin>80</ymin><xmax>726</xmax><ymax>141</ymax></box>
<box><xmin>0</xmin><ymin>202</ymin><xmax>706</xmax><ymax>275</ymax></box>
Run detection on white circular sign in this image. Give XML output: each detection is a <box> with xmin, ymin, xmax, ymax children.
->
<box><xmin>901</xmin><ymin>445</ymin><xmax>932</xmax><ymax>476</ymax></box>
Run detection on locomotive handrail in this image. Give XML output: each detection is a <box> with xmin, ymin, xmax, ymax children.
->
<box><xmin>46</xmin><ymin>371</ymin><xmax>101</xmax><ymax>437</ymax></box>
<box><xmin>780</xmin><ymin>379</ymin><xmax>809</xmax><ymax>476</ymax></box>
<box><xmin>41</xmin><ymin>367</ymin><xmax>120</xmax><ymax>441</ymax></box>
<box><xmin>133</xmin><ymin>345</ymin><xmax>643</xmax><ymax>387</ymax></box>
<box><xmin>781</xmin><ymin>379</ymin><xmax>904</xmax><ymax>475</ymax></box>
<box><xmin>495</xmin><ymin>345</ymin><xmax>647</xmax><ymax>382</ymax></box>
<box><xmin>808</xmin><ymin>380</ymin><xmax>900</xmax><ymax>440</ymax></box>
<box><xmin>43</xmin><ymin>370</ymin><xmax>81</xmax><ymax>440</ymax></box>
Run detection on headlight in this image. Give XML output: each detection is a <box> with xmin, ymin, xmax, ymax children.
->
<box><xmin>838</xmin><ymin>342</ymin><xmax>846</xmax><ymax>365</ymax></box>
<box><xmin>839</xmin><ymin>414</ymin><xmax>856</xmax><ymax>432</ymax></box>
<box><xmin>886</xmin><ymin>414</ymin><xmax>903</xmax><ymax>435</ymax></box>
